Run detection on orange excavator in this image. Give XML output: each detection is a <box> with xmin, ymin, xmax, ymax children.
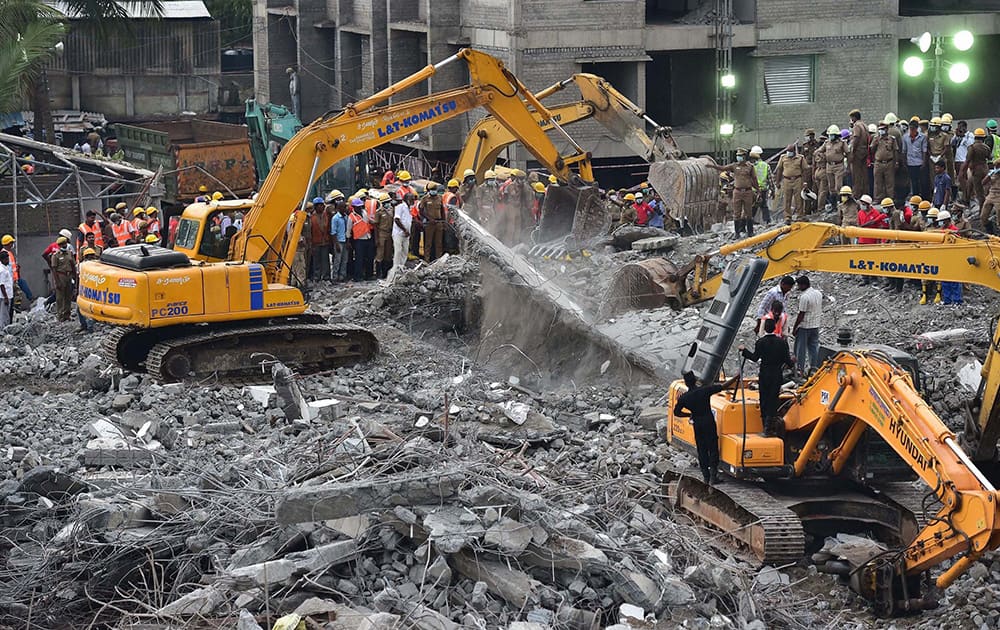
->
<box><xmin>644</xmin><ymin>223</ymin><xmax>1000</xmax><ymax>615</ymax></box>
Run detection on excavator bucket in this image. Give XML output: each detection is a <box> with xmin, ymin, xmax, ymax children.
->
<box><xmin>600</xmin><ymin>258</ymin><xmax>683</xmax><ymax>316</ymax></box>
<box><xmin>647</xmin><ymin>157</ymin><xmax>720</xmax><ymax>232</ymax></box>
<box><xmin>536</xmin><ymin>182</ymin><xmax>608</xmax><ymax>244</ymax></box>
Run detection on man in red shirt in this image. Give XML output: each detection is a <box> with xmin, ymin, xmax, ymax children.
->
<box><xmin>634</xmin><ymin>192</ymin><xmax>652</xmax><ymax>226</ymax></box>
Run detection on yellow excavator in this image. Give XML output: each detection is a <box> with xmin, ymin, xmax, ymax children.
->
<box><xmin>453</xmin><ymin>73</ymin><xmax>684</xmax><ymax>180</ymax></box>
<box><xmin>77</xmin><ymin>48</ymin><xmax>597</xmax><ymax>381</ymax></box>
<box><xmin>645</xmin><ymin>222</ymin><xmax>1000</xmax><ymax>614</ymax></box>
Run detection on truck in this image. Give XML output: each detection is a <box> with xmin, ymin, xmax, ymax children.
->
<box><xmin>114</xmin><ymin>119</ymin><xmax>257</xmax><ymax>205</ymax></box>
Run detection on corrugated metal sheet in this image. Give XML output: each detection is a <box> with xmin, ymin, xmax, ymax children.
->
<box><xmin>46</xmin><ymin>0</ymin><xmax>211</xmax><ymax>19</ymax></box>
<box><xmin>763</xmin><ymin>56</ymin><xmax>814</xmax><ymax>105</ymax></box>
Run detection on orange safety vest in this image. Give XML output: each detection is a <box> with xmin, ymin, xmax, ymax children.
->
<box><xmin>350</xmin><ymin>211</ymin><xmax>371</xmax><ymax>239</ymax></box>
<box><xmin>79</xmin><ymin>221</ymin><xmax>105</xmax><ymax>247</ymax></box>
<box><xmin>364</xmin><ymin>197</ymin><xmax>378</xmax><ymax>215</ymax></box>
<box><xmin>147</xmin><ymin>218</ymin><xmax>161</xmax><ymax>234</ymax></box>
<box><xmin>6</xmin><ymin>249</ymin><xmax>18</xmax><ymax>281</ymax></box>
<box><xmin>397</xmin><ymin>184</ymin><xmax>415</xmax><ymax>200</ymax></box>
<box><xmin>111</xmin><ymin>221</ymin><xmax>133</xmax><ymax>246</ymax></box>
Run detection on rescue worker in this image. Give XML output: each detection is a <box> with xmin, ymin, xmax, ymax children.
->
<box><xmin>848</xmin><ymin>109</ymin><xmax>870</xmax><ymax>197</ymax></box>
<box><xmin>987</xmin><ymin>120</ymin><xmax>1000</xmax><ymax>158</ymax></box>
<box><xmin>530</xmin><ymin>181</ymin><xmax>546</xmax><ymax>224</ymax></box>
<box><xmin>0</xmin><ymin>235</ymin><xmax>29</xmax><ymax>306</ymax></box>
<box><xmin>497</xmin><ymin>169</ymin><xmax>532</xmax><ymax>245</ymax></box>
<box><xmin>374</xmin><ymin>192</ymin><xmax>395</xmax><ymax>279</ymax></box>
<box><xmin>633</xmin><ymin>192</ymin><xmax>652</xmax><ymax>226</ymax></box>
<box><xmin>195</xmin><ymin>185</ymin><xmax>210</xmax><ymax>203</ymax></box>
<box><xmin>749</xmin><ymin>146</ymin><xmax>773</xmax><ymax>224</ymax></box>
<box><xmin>77</xmin><ymin>210</ymin><xmax>105</xmax><ymax>251</ymax></box>
<box><xmin>942</xmin><ymin>113</ymin><xmax>957</xmax><ymax>185</ymax></box>
<box><xmin>927</xmin><ymin>117</ymin><xmax>954</xmax><ymax>200</ymax></box>
<box><xmin>78</xmin><ymin>231</ymin><xmax>103</xmax><ymax>262</ymax></box>
<box><xmin>145</xmin><ymin>207</ymin><xmax>161</xmax><ymax>241</ymax></box>
<box><xmin>0</xmin><ymin>250</ymin><xmax>11</xmax><ymax>328</ymax></box>
<box><xmin>620</xmin><ymin>192</ymin><xmax>638</xmax><ymax>225</ymax></box>
<box><xmin>952</xmin><ymin>203</ymin><xmax>972</xmax><ymax>237</ymax></box>
<box><xmin>309</xmin><ymin>198</ymin><xmax>331</xmax><ymax>281</ymax></box>
<box><xmin>388</xmin><ymin>192</ymin><xmax>415</xmax><ymax>284</ymax></box>
<box><xmin>921</xmin><ymin>207</ymin><xmax>942</xmax><ymax>304</ymax></box>
<box><xmin>801</xmin><ymin>128</ymin><xmax>820</xmax><ymax>213</ymax></box>
<box><xmin>872</xmin><ymin>120</ymin><xmax>899</xmax><ymax>203</ymax></box>
<box><xmin>935</xmin><ymin>210</ymin><xmax>963</xmax><ymax>304</ymax></box>
<box><xmin>77</xmin><ymin>247</ymin><xmax>100</xmax><ymax>331</ymax></box>
<box><xmin>709</xmin><ymin>147</ymin><xmax>759</xmax><ymax>237</ymax></box>
<box><xmin>109</xmin><ymin>212</ymin><xmax>135</xmax><ymax>246</ymax></box>
<box><xmin>419</xmin><ymin>182</ymin><xmax>446</xmax><ymax>262</ymax></box>
<box><xmin>673</xmin><ymin>371</ymin><xmax>740</xmax><ymax>485</ymax></box>
<box><xmin>963</xmin><ymin>129</ymin><xmax>991</xmax><ymax>220</ymax></box>
<box><xmin>837</xmin><ymin>185</ymin><xmax>860</xmax><ymax>230</ymax></box>
<box><xmin>825</xmin><ymin>125</ymin><xmax>848</xmax><ymax>203</ymax></box>
<box><xmin>814</xmin><ymin>132</ymin><xmax>829</xmax><ymax>210</ymax></box>
<box><xmin>981</xmin><ymin>157</ymin><xmax>1000</xmax><ymax>235</ymax></box>
<box><xmin>774</xmin><ymin>143</ymin><xmax>806</xmax><ymax>222</ymax></box>
<box><xmin>131</xmin><ymin>207</ymin><xmax>146</xmax><ymax>232</ymax></box>
<box><xmin>442</xmin><ymin>179</ymin><xmax>462</xmax><ymax>254</ymax></box>
<box><xmin>458</xmin><ymin>168</ymin><xmax>477</xmax><ymax>202</ymax></box>
<box><xmin>739</xmin><ymin>318</ymin><xmax>794</xmax><ymax>437</ymax></box>
<box><xmin>330</xmin><ymin>202</ymin><xmax>349</xmax><ymax>281</ymax></box>
<box><xmin>49</xmin><ymin>237</ymin><xmax>76</xmax><ymax>322</ymax></box>
<box><xmin>347</xmin><ymin>197</ymin><xmax>374</xmax><ymax>281</ymax></box>
<box><xmin>396</xmin><ymin>171</ymin><xmax>415</xmax><ymax>199</ymax></box>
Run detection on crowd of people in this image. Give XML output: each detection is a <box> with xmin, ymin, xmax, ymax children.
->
<box><xmin>298</xmin><ymin>167</ymin><xmax>553</xmax><ymax>285</ymax></box>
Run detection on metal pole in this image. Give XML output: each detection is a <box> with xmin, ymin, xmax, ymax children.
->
<box><xmin>931</xmin><ymin>36</ymin><xmax>943</xmax><ymax>118</ymax></box>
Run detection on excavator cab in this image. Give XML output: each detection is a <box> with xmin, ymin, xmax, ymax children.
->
<box><xmin>173</xmin><ymin>199</ymin><xmax>253</xmax><ymax>262</ymax></box>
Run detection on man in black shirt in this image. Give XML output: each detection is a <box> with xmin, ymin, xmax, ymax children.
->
<box><xmin>673</xmin><ymin>371</ymin><xmax>739</xmax><ymax>484</ymax></box>
<box><xmin>739</xmin><ymin>318</ymin><xmax>794</xmax><ymax>436</ymax></box>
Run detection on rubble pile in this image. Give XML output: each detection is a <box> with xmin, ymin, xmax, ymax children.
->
<box><xmin>3</xmin><ymin>221</ymin><xmax>1000</xmax><ymax>629</ymax></box>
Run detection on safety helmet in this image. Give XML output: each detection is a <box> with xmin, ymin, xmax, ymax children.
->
<box><xmin>56</xmin><ymin>236</ymin><xmax>68</xmax><ymax>245</ymax></box>
<box><xmin>312</xmin><ymin>197</ymin><xmax>324</xmax><ymax>205</ymax></box>
<box><xmin>930</xmin><ymin>116</ymin><xmax>942</xmax><ymax>126</ymax></box>
<box><xmin>82</xmin><ymin>247</ymin><xmax>97</xmax><ymax>258</ymax></box>
<box><xmin>859</xmin><ymin>194</ymin><xmax>873</xmax><ymax>205</ymax></box>
<box><xmin>635</xmin><ymin>192</ymin><xmax>644</xmax><ymax>199</ymax></box>
<box><xmin>548</xmin><ymin>174</ymin><xmax>558</xmax><ymax>184</ymax></box>
<box><xmin>350</xmin><ymin>197</ymin><xmax>364</xmax><ymax>207</ymax></box>
<box><xmin>918</xmin><ymin>200</ymin><xmax>931</xmax><ymax>210</ymax></box>
<box><xmin>211</xmin><ymin>191</ymin><xmax>224</xmax><ymax>201</ymax></box>
<box><xmin>839</xmin><ymin>186</ymin><xmax>853</xmax><ymax>195</ymax></box>
<box><xmin>531</xmin><ymin>182</ymin><xmax>546</xmax><ymax>193</ymax></box>
<box><xmin>115</xmin><ymin>202</ymin><xmax>127</xmax><ymax>211</ymax></box>
<box><xmin>59</xmin><ymin>228</ymin><xmax>73</xmax><ymax>239</ymax></box>
<box><xmin>146</xmin><ymin>206</ymin><xmax>158</xmax><ymax>214</ymax></box>
<box><xmin>937</xmin><ymin>210</ymin><xmax>951</xmax><ymax>222</ymax></box>
<box><xmin>826</xmin><ymin>124</ymin><xmax>840</xmax><ymax>135</ymax></box>
<box><xmin>0</xmin><ymin>235</ymin><xmax>13</xmax><ymax>245</ymax></box>
<box><xmin>511</xmin><ymin>168</ymin><xmax>525</xmax><ymax>177</ymax></box>
<box><xmin>988</xmin><ymin>119</ymin><xmax>998</xmax><ymax>130</ymax></box>
<box><xmin>132</xmin><ymin>207</ymin><xmax>144</xmax><ymax>216</ymax></box>
<box><xmin>624</xmin><ymin>193</ymin><xmax>636</xmax><ymax>201</ymax></box>
<box><xmin>378</xmin><ymin>192</ymin><xmax>391</xmax><ymax>203</ymax></box>
<box><xmin>447</xmin><ymin>178</ymin><xmax>460</xmax><ymax>188</ymax></box>
<box><xmin>356</xmin><ymin>188</ymin><xmax>368</xmax><ymax>197</ymax></box>
<box><xmin>884</xmin><ymin>112</ymin><xmax>898</xmax><ymax>124</ymax></box>
<box><xmin>327</xmin><ymin>189</ymin><xmax>345</xmax><ymax>202</ymax></box>
<box><xmin>867</xmin><ymin>123</ymin><xmax>877</xmax><ymax>133</ymax></box>
<box><xmin>942</xmin><ymin>113</ymin><xmax>953</xmax><ymax>123</ymax></box>
<box><xmin>881</xmin><ymin>197</ymin><xmax>894</xmax><ymax>207</ymax></box>
<box><xmin>198</xmin><ymin>185</ymin><xmax>208</xmax><ymax>193</ymax></box>
<box><xmin>144</xmin><ymin>234</ymin><xmax>159</xmax><ymax>244</ymax></box>
<box><xmin>750</xmin><ymin>145</ymin><xmax>763</xmax><ymax>156</ymax></box>
<box><xmin>839</xmin><ymin>129</ymin><xmax>851</xmax><ymax>139</ymax></box>
<box><xmin>928</xmin><ymin>207</ymin><xmax>939</xmax><ymax>218</ymax></box>
<box><xmin>105</xmin><ymin>207</ymin><xmax>114</xmax><ymax>214</ymax></box>
<box><xmin>425</xmin><ymin>182</ymin><xmax>438</xmax><ymax>191</ymax></box>
<box><xmin>397</xmin><ymin>170</ymin><xmax>411</xmax><ymax>181</ymax></box>
<box><xmin>484</xmin><ymin>169</ymin><xmax>496</xmax><ymax>179</ymax></box>
<box><xmin>919</xmin><ymin>119</ymin><xmax>929</xmax><ymax>125</ymax></box>
<box><xmin>909</xmin><ymin>195</ymin><xmax>922</xmax><ymax>205</ymax></box>
<box><xmin>462</xmin><ymin>168</ymin><xmax>475</xmax><ymax>178</ymax></box>
<box><xmin>877</xmin><ymin>120</ymin><xmax>888</xmax><ymax>128</ymax></box>
<box><xmin>975</xmin><ymin>128</ymin><xmax>987</xmax><ymax>137</ymax></box>
<box><xmin>720</xmin><ymin>171</ymin><xmax>732</xmax><ymax>181</ymax></box>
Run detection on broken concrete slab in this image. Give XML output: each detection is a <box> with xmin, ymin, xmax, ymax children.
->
<box><xmin>483</xmin><ymin>517</ymin><xmax>533</xmax><ymax>555</ymax></box>
<box><xmin>284</xmin><ymin>540</ymin><xmax>358</xmax><ymax>573</ymax></box>
<box><xmin>277</xmin><ymin>468</ymin><xmax>464</xmax><ymax>525</ymax></box>
<box><xmin>156</xmin><ymin>585</ymin><xmax>226</xmax><ymax>616</ymax></box>
<box><xmin>630</xmin><ymin>235</ymin><xmax>678</xmax><ymax>252</ymax></box>
<box><xmin>637</xmin><ymin>407</ymin><xmax>667</xmax><ymax>430</ymax></box>
<box><xmin>17</xmin><ymin>466</ymin><xmax>91</xmax><ymax>499</ymax></box>
<box><xmin>245</xmin><ymin>385</ymin><xmax>276</xmax><ymax>407</ymax></box>
<box><xmin>449</xmin><ymin>551</ymin><xmax>543</xmax><ymax>608</ymax></box>
<box><xmin>307</xmin><ymin>398</ymin><xmax>343</xmax><ymax>421</ymax></box>
<box><xmin>420</xmin><ymin>506</ymin><xmax>484</xmax><ymax>553</ymax></box>
<box><xmin>521</xmin><ymin>535</ymin><xmax>609</xmax><ymax>571</ymax></box>
<box><xmin>82</xmin><ymin>440</ymin><xmax>154</xmax><ymax>467</ymax></box>
<box><xmin>229</xmin><ymin>558</ymin><xmax>296</xmax><ymax>588</ymax></box>
<box><xmin>77</xmin><ymin>497</ymin><xmax>151</xmax><ymax>530</ymax></box>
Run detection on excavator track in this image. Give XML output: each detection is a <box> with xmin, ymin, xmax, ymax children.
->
<box><xmin>144</xmin><ymin>322</ymin><xmax>378</xmax><ymax>382</ymax></box>
<box><xmin>662</xmin><ymin>464</ymin><xmax>806</xmax><ymax>566</ymax></box>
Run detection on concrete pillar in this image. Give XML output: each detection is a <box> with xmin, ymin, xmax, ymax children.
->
<box><xmin>71</xmin><ymin>76</ymin><xmax>80</xmax><ymax>110</ymax></box>
<box><xmin>125</xmin><ymin>76</ymin><xmax>135</xmax><ymax>117</ymax></box>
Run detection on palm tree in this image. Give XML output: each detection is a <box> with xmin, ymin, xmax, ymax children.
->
<box><xmin>0</xmin><ymin>0</ymin><xmax>64</xmax><ymax>115</ymax></box>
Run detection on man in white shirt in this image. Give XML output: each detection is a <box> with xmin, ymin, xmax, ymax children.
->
<box><xmin>792</xmin><ymin>275</ymin><xmax>823</xmax><ymax>376</ymax></box>
<box><xmin>953</xmin><ymin>120</ymin><xmax>975</xmax><ymax>202</ymax></box>
<box><xmin>0</xmin><ymin>250</ymin><xmax>13</xmax><ymax>328</ymax></box>
<box><xmin>387</xmin><ymin>191</ymin><xmax>414</xmax><ymax>283</ymax></box>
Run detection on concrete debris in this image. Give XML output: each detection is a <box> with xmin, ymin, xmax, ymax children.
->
<box><xmin>3</xmin><ymin>210</ymin><xmax>996</xmax><ymax>630</ymax></box>
<box><xmin>630</xmin><ymin>235</ymin><xmax>679</xmax><ymax>252</ymax></box>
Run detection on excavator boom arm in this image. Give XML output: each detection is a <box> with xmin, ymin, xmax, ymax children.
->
<box><xmin>789</xmin><ymin>352</ymin><xmax>1000</xmax><ymax>594</ymax></box>
<box><xmin>231</xmin><ymin>48</ymin><xmax>595</xmax><ymax>268</ymax></box>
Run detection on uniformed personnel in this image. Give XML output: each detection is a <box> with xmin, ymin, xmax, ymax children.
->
<box><xmin>710</xmin><ymin>147</ymin><xmax>760</xmax><ymax>237</ymax></box>
<box><xmin>872</xmin><ymin>121</ymin><xmax>900</xmax><ymax>202</ymax></box>
<box><xmin>774</xmin><ymin>144</ymin><xmax>807</xmax><ymax>222</ymax></box>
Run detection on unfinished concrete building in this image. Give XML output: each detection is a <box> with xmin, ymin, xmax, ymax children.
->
<box><xmin>252</xmin><ymin>0</ymin><xmax>1000</xmax><ymax>185</ymax></box>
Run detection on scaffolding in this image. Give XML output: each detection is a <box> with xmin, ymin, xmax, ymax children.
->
<box><xmin>0</xmin><ymin>132</ymin><xmax>158</xmax><ymax>244</ymax></box>
<box><xmin>713</xmin><ymin>0</ymin><xmax>735</xmax><ymax>162</ymax></box>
